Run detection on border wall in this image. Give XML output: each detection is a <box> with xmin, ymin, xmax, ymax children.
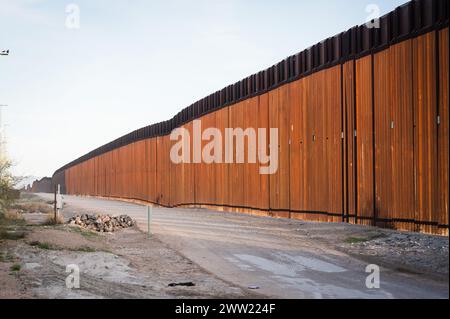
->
<box><xmin>53</xmin><ymin>0</ymin><xmax>449</xmax><ymax>235</ymax></box>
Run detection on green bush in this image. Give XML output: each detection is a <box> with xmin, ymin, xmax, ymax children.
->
<box><xmin>10</xmin><ymin>264</ymin><xmax>21</xmax><ymax>272</ymax></box>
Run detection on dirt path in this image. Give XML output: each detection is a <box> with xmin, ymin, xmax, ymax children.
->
<box><xmin>34</xmin><ymin>193</ymin><xmax>448</xmax><ymax>299</ymax></box>
<box><xmin>7</xmin><ymin>227</ymin><xmax>253</xmax><ymax>299</ymax></box>
<box><xmin>1</xmin><ymin>195</ymin><xmax>258</xmax><ymax>299</ymax></box>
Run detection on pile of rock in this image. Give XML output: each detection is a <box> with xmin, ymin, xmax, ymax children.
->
<box><xmin>68</xmin><ymin>214</ymin><xmax>135</xmax><ymax>233</ymax></box>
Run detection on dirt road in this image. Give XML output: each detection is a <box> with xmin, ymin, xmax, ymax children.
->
<box><xmin>35</xmin><ymin>193</ymin><xmax>448</xmax><ymax>299</ymax></box>
<box><xmin>2</xmin><ymin>227</ymin><xmax>253</xmax><ymax>299</ymax></box>
<box><xmin>1</xmin><ymin>194</ymin><xmax>255</xmax><ymax>299</ymax></box>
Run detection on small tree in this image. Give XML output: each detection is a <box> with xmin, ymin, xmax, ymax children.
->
<box><xmin>0</xmin><ymin>157</ymin><xmax>19</xmax><ymax>216</ymax></box>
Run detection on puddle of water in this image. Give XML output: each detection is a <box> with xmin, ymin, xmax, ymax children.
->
<box><xmin>232</xmin><ymin>253</ymin><xmax>392</xmax><ymax>299</ymax></box>
<box><xmin>225</xmin><ymin>256</ymin><xmax>256</xmax><ymax>272</ymax></box>
<box><xmin>279</xmin><ymin>254</ymin><xmax>347</xmax><ymax>273</ymax></box>
<box><xmin>24</xmin><ymin>262</ymin><xmax>42</xmax><ymax>270</ymax></box>
<box><xmin>234</xmin><ymin>254</ymin><xmax>301</xmax><ymax>277</ymax></box>
<box><xmin>234</xmin><ymin>253</ymin><xmax>346</xmax><ymax>276</ymax></box>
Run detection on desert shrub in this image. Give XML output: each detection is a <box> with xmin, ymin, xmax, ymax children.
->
<box><xmin>43</xmin><ymin>212</ymin><xmax>65</xmax><ymax>225</ymax></box>
<box><xmin>0</xmin><ymin>158</ymin><xmax>19</xmax><ymax>217</ymax></box>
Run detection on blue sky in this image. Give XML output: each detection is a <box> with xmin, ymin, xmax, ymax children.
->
<box><xmin>0</xmin><ymin>0</ymin><xmax>406</xmax><ymax>179</ymax></box>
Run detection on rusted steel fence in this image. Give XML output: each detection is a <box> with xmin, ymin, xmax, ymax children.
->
<box><xmin>53</xmin><ymin>0</ymin><xmax>449</xmax><ymax>235</ymax></box>
<box><xmin>30</xmin><ymin>177</ymin><xmax>53</xmax><ymax>193</ymax></box>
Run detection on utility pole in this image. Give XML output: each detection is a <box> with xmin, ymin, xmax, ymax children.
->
<box><xmin>1</xmin><ymin>49</ymin><xmax>9</xmax><ymax>160</ymax></box>
<box><xmin>0</xmin><ymin>105</ymin><xmax>6</xmax><ymax>160</ymax></box>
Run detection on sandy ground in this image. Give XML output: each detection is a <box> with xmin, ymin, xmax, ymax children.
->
<box><xmin>0</xmin><ymin>195</ymin><xmax>258</xmax><ymax>299</ymax></box>
<box><xmin>0</xmin><ymin>262</ymin><xmax>33</xmax><ymax>299</ymax></box>
<box><xmin>32</xmin><ymin>193</ymin><xmax>449</xmax><ymax>299</ymax></box>
<box><xmin>1</xmin><ymin>193</ymin><xmax>448</xmax><ymax>299</ymax></box>
<box><xmin>6</xmin><ymin>228</ymin><xmax>254</xmax><ymax>299</ymax></box>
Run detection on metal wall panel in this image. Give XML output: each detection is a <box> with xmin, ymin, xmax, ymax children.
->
<box><xmin>289</xmin><ymin>79</ymin><xmax>302</xmax><ymax>213</ymax></box>
<box><xmin>343</xmin><ymin>61</ymin><xmax>356</xmax><ymax>223</ymax></box>
<box><xmin>228</xmin><ymin>101</ymin><xmax>245</xmax><ymax>208</ymax></box>
<box><xmin>269</xmin><ymin>86</ymin><xmax>290</xmax><ymax>213</ymax></box>
<box><xmin>437</xmin><ymin>28</ymin><xmax>449</xmax><ymax>235</ymax></box>
<box><xmin>374</xmin><ymin>40</ymin><xmax>415</xmax><ymax>231</ymax></box>
<box><xmin>214</xmin><ymin>108</ymin><xmax>230</xmax><ymax>207</ymax></box>
<box><xmin>243</xmin><ymin>97</ymin><xmax>261</xmax><ymax>210</ymax></box>
<box><xmin>356</xmin><ymin>56</ymin><xmax>374</xmax><ymax>226</ymax></box>
<box><xmin>413</xmin><ymin>32</ymin><xmax>438</xmax><ymax>233</ymax></box>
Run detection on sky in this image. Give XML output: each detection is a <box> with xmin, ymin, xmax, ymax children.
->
<box><xmin>0</xmin><ymin>0</ymin><xmax>406</xmax><ymax>181</ymax></box>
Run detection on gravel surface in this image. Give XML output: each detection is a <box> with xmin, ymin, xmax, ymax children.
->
<box><xmin>339</xmin><ymin>232</ymin><xmax>448</xmax><ymax>278</ymax></box>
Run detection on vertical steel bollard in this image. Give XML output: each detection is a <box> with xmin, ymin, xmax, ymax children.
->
<box><xmin>147</xmin><ymin>206</ymin><xmax>152</xmax><ymax>238</ymax></box>
<box><xmin>53</xmin><ymin>185</ymin><xmax>57</xmax><ymax>224</ymax></box>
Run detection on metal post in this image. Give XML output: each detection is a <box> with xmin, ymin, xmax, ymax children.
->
<box><xmin>56</xmin><ymin>184</ymin><xmax>61</xmax><ymax>221</ymax></box>
<box><xmin>147</xmin><ymin>206</ymin><xmax>152</xmax><ymax>238</ymax></box>
<box><xmin>54</xmin><ymin>185</ymin><xmax>57</xmax><ymax>224</ymax></box>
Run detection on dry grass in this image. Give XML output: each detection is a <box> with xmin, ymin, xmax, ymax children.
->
<box><xmin>4</xmin><ymin>209</ymin><xmax>25</xmax><ymax>225</ymax></box>
<box><xmin>29</xmin><ymin>240</ymin><xmax>98</xmax><ymax>253</ymax></box>
<box><xmin>29</xmin><ymin>241</ymin><xmax>54</xmax><ymax>250</ymax></box>
<box><xmin>68</xmin><ymin>226</ymin><xmax>99</xmax><ymax>238</ymax></box>
<box><xmin>0</xmin><ymin>251</ymin><xmax>14</xmax><ymax>262</ymax></box>
<box><xmin>0</xmin><ymin>230</ymin><xmax>25</xmax><ymax>240</ymax></box>
<box><xmin>43</xmin><ymin>212</ymin><xmax>65</xmax><ymax>225</ymax></box>
<box><xmin>0</xmin><ymin>210</ymin><xmax>26</xmax><ymax>230</ymax></box>
<box><xmin>0</xmin><ymin>209</ymin><xmax>26</xmax><ymax>240</ymax></box>
<box><xmin>3</xmin><ymin>210</ymin><xmax>24</xmax><ymax>221</ymax></box>
<box><xmin>14</xmin><ymin>201</ymin><xmax>53</xmax><ymax>214</ymax></box>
